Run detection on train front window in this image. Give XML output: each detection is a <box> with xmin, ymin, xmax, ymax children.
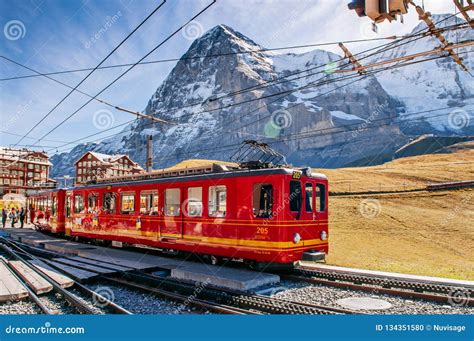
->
<box><xmin>305</xmin><ymin>183</ymin><xmax>313</xmax><ymax>212</ymax></box>
<box><xmin>74</xmin><ymin>194</ymin><xmax>84</xmax><ymax>214</ymax></box>
<box><xmin>103</xmin><ymin>192</ymin><xmax>116</xmax><ymax>214</ymax></box>
<box><xmin>186</xmin><ymin>187</ymin><xmax>203</xmax><ymax>217</ymax></box>
<box><xmin>165</xmin><ymin>188</ymin><xmax>180</xmax><ymax>216</ymax></box>
<box><xmin>140</xmin><ymin>191</ymin><xmax>158</xmax><ymax>215</ymax></box>
<box><xmin>209</xmin><ymin>186</ymin><xmax>226</xmax><ymax>217</ymax></box>
<box><xmin>289</xmin><ymin>181</ymin><xmax>302</xmax><ymax>212</ymax></box>
<box><xmin>316</xmin><ymin>184</ymin><xmax>326</xmax><ymax>212</ymax></box>
<box><xmin>120</xmin><ymin>193</ymin><xmax>135</xmax><ymax>214</ymax></box>
<box><xmin>253</xmin><ymin>184</ymin><xmax>273</xmax><ymax>218</ymax></box>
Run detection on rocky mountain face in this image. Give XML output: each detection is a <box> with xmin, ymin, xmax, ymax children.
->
<box><xmin>50</xmin><ymin>15</ymin><xmax>473</xmax><ymax>177</ymax></box>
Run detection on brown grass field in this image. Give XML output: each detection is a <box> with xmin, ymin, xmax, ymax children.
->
<box><xmin>321</xmin><ymin>150</ymin><xmax>474</xmax><ymax>280</ymax></box>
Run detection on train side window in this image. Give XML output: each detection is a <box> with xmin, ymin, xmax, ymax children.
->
<box><xmin>120</xmin><ymin>193</ymin><xmax>135</xmax><ymax>215</ymax></box>
<box><xmin>165</xmin><ymin>189</ymin><xmax>180</xmax><ymax>216</ymax></box>
<box><xmin>209</xmin><ymin>185</ymin><xmax>226</xmax><ymax>217</ymax></box>
<box><xmin>88</xmin><ymin>193</ymin><xmax>98</xmax><ymax>213</ymax></box>
<box><xmin>305</xmin><ymin>183</ymin><xmax>313</xmax><ymax>212</ymax></box>
<box><xmin>316</xmin><ymin>184</ymin><xmax>326</xmax><ymax>212</ymax></box>
<box><xmin>185</xmin><ymin>187</ymin><xmax>203</xmax><ymax>217</ymax></box>
<box><xmin>52</xmin><ymin>196</ymin><xmax>57</xmax><ymax>217</ymax></box>
<box><xmin>253</xmin><ymin>184</ymin><xmax>273</xmax><ymax>218</ymax></box>
<box><xmin>74</xmin><ymin>194</ymin><xmax>84</xmax><ymax>214</ymax></box>
<box><xmin>140</xmin><ymin>191</ymin><xmax>158</xmax><ymax>215</ymax></box>
<box><xmin>66</xmin><ymin>196</ymin><xmax>71</xmax><ymax>217</ymax></box>
<box><xmin>289</xmin><ymin>181</ymin><xmax>302</xmax><ymax>212</ymax></box>
<box><xmin>103</xmin><ymin>192</ymin><xmax>116</xmax><ymax>214</ymax></box>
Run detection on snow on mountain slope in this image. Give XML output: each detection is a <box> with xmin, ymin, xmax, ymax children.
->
<box><xmin>50</xmin><ymin>17</ymin><xmax>473</xmax><ymax>177</ymax></box>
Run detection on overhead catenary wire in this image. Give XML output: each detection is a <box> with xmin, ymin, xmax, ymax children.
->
<box><xmin>28</xmin><ymin>0</ymin><xmax>217</xmax><ymax>147</ymax></box>
<box><xmin>12</xmin><ymin>0</ymin><xmax>168</xmax><ymax>147</ymax></box>
<box><xmin>47</xmin><ymin>47</ymin><xmax>473</xmax><ymax>157</ymax></box>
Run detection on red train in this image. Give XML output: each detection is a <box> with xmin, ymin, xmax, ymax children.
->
<box><xmin>28</xmin><ymin>165</ymin><xmax>329</xmax><ymax>267</ymax></box>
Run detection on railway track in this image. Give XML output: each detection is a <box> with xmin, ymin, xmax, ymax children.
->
<box><xmin>290</xmin><ymin>264</ymin><xmax>474</xmax><ymax>307</ymax></box>
<box><xmin>0</xmin><ymin>237</ymin><xmax>131</xmax><ymax>315</ymax></box>
<box><xmin>103</xmin><ymin>272</ymin><xmax>359</xmax><ymax>315</ymax></box>
<box><xmin>1</xmin><ymin>238</ymin><xmax>359</xmax><ymax>315</ymax></box>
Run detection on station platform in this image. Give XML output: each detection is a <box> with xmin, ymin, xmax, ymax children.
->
<box><xmin>3</xmin><ymin>228</ymin><xmax>281</xmax><ymax>291</ymax></box>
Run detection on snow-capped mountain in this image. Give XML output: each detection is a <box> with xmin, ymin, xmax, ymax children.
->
<box><xmin>50</xmin><ymin>16</ymin><xmax>473</xmax><ymax>177</ymax></box>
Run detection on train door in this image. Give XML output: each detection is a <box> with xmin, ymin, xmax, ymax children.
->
<box><xmin>65</xmin><ymin>192</ymin><xmax>72</xmax><ymax>236</ymax></box>
<box><xmin>182</xmin><ymin>185</ymin><xmax>204</xmax><ymax>240</ymax></box>
<box><xmin>160</xmin><ymin>187</ymin><xmax>183</xmax><ymax>241</ymax></box>
<box><xmin>51</xmin><ymin>193</ymin><xmax>58</xmax><ymax>232</ymax></box>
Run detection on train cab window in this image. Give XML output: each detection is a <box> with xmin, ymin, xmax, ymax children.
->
<box><xmin>103</xmin><ymin>192</ymin><xmax>116</xmax><ymax>214</ymax></box>
<box><xmin>140</xmin><ymin>191</ymin><xmax>158</xmax><ymax>215</ymax></box>
<box><xmin>66</xmin><ymin>196</ymin><xmax>71</xmax><ymax>217</ymax></box>
<box><xmin>74</xmin><ymin>194</ymin><xmax>84</xmax><ymax>214</ymax></box>
<box><xmin>289</xmin><ymin>181</ymin><xmax>302</xmax><ymax>212</ymax></box>
<box><xmin>52</xmin><ymin>196</ymin><xmax>57</xmax><ymax>217</ymax></box>
<box><xmin>165</xmin><ymin>189</ymin><xmax>180</xmax><ymax>216</ymax></box>
<box><xmin>253</xmin><ymin>184</ymin><xmax>273</xmax><ymax>218</ymax></box>
<box><xmin>186</xmin><ymin>187</ymin><xmax>203</xmax><ymax>217</ymax></box>
<box><xmin>209</xmin><ymin>186</ymin><xmax>226</xmax><ymax>217</ymax></box>
<box><xmin>316</xmin><ymin>184</ymin><xmax>326</xmax><ymax>212</ymax></box>
<box><xmin>88</xmin><ymin>194</ymin><xmax>98</xmax><ymax>213</ymax></box>
<box><xmin>120</xmin><ymin>193</ymin><xmax>135</xmax><ymax>214</ymax></box>
<box><xmin>305</xmin><ymin>183</ymin><xmax>313</xmax><ymax>212</ymax></box>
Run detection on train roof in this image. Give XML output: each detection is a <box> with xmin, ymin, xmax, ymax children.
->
<box><xmin>73</xmin><ymin>166</ymin><xmax>327</xmax><ymax>190</ymax></box>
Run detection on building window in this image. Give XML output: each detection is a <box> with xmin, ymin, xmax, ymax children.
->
<box><xmin>289</xmin><ymin>181</ymin><xmax>302</xmax><ymax>212</ymax></box>
<box><xmin>186</xmin><ymin>187</ymin><xmax>203</xmax><ymax>217</ymax></box>
<box><xmin>140</xmin><ymin>191</ymin><xmax>158</xmax><ymax>215</ymax></box>
<box><xmin>164</xmin><ymin>188</ymin><xmax>180</xmax><ymax>216</ymax></box>
<box><xmin>315</xmin><ymin>184</ymin><xmax>326</xmax><ymax>212</ymax></box>
<box><xmin>208</xmin><ymin>185</ymin><xmax>227</xmax><ymax>217</ymax></box>
<box><xmin>28</xmin><ymin>164</ymin><xmax>33</xmax><ymax>170</ymax></box>
<box><xmin>74</xmin><ymin>194</ymin><xmax>85</xmax><ymax>214</ymax></box>
<box><xmin>253</xmin><ymin>184</ymin><xmax>273</xmax><ymax>218</ymax></box>
<box><xmin>120</xmin><ymin>193</ymin><xmax>135</xmax><ymax>214</ymax></box>
<box><xmin>103</xmin><ymin>192</ymin><xmax>116</xmax><ymax>214</ymax></box>
<box><xmin>88</xmin><ymin>154</ymin><xmax>92</xmax><ymax>159</ymax></box>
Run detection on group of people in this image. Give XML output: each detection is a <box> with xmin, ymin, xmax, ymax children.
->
<box><xmin>1</xmin><ymin>207</ymin><xmax>26</xmax><ymax>228</ymax></box>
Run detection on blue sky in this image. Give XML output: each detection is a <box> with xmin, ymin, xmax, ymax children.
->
<box><xmin>0</xmin><ymin>0</ymin><xmax>457</xmax><ymax>152</ymax></box>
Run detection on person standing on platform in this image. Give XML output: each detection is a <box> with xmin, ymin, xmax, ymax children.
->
<box><xmin>9</xmin><ymin>208</ymin><xmax>17</xmax><ymax>228</ymax></box>
<box><xmin>1</xmin><ymin>208</ymin><xmax>7</xmax><ymax>228</ymax></box>
<box><xmin>19</xmin><ymin>206</ymin><xmax>26</xmax><ymax>228</ymax></box>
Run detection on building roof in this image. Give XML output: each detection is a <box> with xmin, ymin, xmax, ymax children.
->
<box><xmin>0</xmin><ymin>147</ymin><xmax>51</xmax><ymax>166</ymax></box>
<box><xmin>75</xmin><ymin>151</ymin><xmax>144</xmax><ymax>170</ymax></box>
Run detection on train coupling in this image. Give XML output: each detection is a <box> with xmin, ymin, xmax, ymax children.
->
<box><xmin>302</xmin><ymin>250</ymin><xmax>326</xmax><ymax>262</ymax></box>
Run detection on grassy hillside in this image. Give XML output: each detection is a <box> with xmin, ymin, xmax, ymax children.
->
<box><xmin>323</xmin><ymin>150</ymin><xmax>474</xmax><ymax>280</ymax></box>
<box><xmin>321</xmin><ymin>149</ymin><xmax>474</xmax><ymax>193</ymax></box>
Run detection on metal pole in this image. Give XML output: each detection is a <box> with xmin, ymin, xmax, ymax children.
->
<box><xmin>146</xmin><ymin>135</ymin><xmax>153</xmax><ymax>172</ymax></box>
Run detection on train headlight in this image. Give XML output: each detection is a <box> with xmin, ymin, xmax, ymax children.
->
<box><xmin>293</xmin><ymin>232</ymin><xmax>301</xmax><ymax>244</ymax></box>
<box><xmin>320</xmin><ymin>231</ymin><xmax>328</xmax><ymax>241</ymax></box>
